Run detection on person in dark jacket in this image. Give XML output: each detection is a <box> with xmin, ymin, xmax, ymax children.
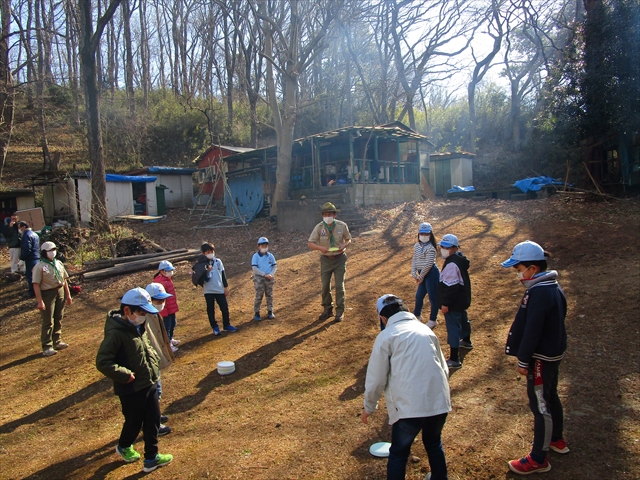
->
<box><xmin>3</xmin><ymin>213</ymin><xmax>24</xmax><ymax>273</ymax></box>
<box><xmin>436</xmin><ymin>234</ymin><xmax>472</xmax><ymax>370</ymax></box>
<box><xmin>96</xmin><ymin>287</ymin><xmax>173</xmax><ymax>473</ymax></box>
<box><xmin>501</xmin><ymin>241</ymin><xmax>568</xmax><ymax>475</ymax></box>
<box><xmin>18</xmin><ymin>221</ymin><xmax>40</xmax><ymax>298</ymax></box>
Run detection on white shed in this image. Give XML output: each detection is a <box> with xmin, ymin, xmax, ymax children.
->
<box><xmin>73</xmin><ymin>173</ymin><xmax>158</xmax><ymax>222</ymax></box>
<box><xmin>126</xmin><ymin>166</ymin><xmax>197</xmax><ymax>208</ymax></box>
<box><xmin>429</xmin><ymin>152</ymin><xmax>475</xmax><ymax>196</ymax></box>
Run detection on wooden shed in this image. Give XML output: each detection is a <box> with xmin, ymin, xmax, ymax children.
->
<box><xmin>73</xmin><ymin>173</ymin><xmax>159</xmax><ymax>222</ymax></box>
<box><xmin>0</xmin><ymin>189</ymin><xmax>36</xmax><ymax>223</ymax></box>
<box><xmin>429</xmin><ymin>152</ymin><xmax>475</xmax><ymax>196</ymax></box>
<box><xmin>126</xmin><ymin>166</ymin><xmax>197</xmax><ymax>208</ymax></box>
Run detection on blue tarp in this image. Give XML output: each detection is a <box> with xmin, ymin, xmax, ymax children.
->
<box><xmin>147</xmin><ymin>166</ymin><xmax>197</xmax><ymax>175</ymax></box>
<box><xmin>105</xmin><ymin>174</ymin><xmax>157</xmax><ymax>183</ymax></box>
<box><xmin>514</xmin><ymin>176</ymin><xmax>563</xmax><ymax>193</ymax></box>
<box><xmin>225</xmin><ymin>171</ymin><xmax>264</xmax><ymax>222</ymax></box>
<box><xmin>447</xmin><ymin>185</ymin><xmax>475</xmax><ymax>193</ymax></box>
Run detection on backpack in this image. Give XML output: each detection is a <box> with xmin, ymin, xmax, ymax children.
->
<box><xmin>191</xmin><ymin>261</ymin><xmax>207</xmax><ymax>287</ymax></box>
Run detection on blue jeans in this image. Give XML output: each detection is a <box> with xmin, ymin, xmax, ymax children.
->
<box><xmin>443</xmin><ymin>310</ymin><xmax>471</xmax><ymax>348</ymax></box>
<box><xmin>414</xmin><ymin>266</ymin><xmax>440</xmax><ymax>321</ymax></box>
<box><xmin>163</xmin><ymin>313</ymin><xmax>176</xmax><ymax>340</ymax></box>
<box><xmin>388</xmin><ymin>414</ymin><xmax>448</xmax><ymax>480</ymax></box>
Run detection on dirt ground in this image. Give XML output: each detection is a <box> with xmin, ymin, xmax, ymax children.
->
<box><xmin>0</xmin><ymin>196</ymin><xmax>638</xmax><ymax>480</ymax></box>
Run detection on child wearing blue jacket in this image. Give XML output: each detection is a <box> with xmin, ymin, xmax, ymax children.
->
<box><xmin>252</xmin><ymin>237</ymin><xmax>277</xmax><ymax>321</ymax></box>
<box><xmin>501</xmin><ymin>240</ymin><xmax>568</xmax><ymax>475</ymax></box>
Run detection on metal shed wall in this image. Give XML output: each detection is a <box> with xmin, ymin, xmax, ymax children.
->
<box><xmin>155</xmin><ymin>174</ymin><xmax>193</xmax><ymax>208</ymax></box>
<box><xmin>106</xmin><ymin>182</ymin><xmax>134</xmax><ymax>218</ymax></box>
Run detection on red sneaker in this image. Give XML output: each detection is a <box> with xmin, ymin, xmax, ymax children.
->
<box><xmin>550</xmin><ymin>439</ymin><xmax>570</xmax><ymax>454</ymax></box>
<box><xmin>508</xmin><ymin>454</ymin><xmax>551</xmax><ymax>475</ymax></box>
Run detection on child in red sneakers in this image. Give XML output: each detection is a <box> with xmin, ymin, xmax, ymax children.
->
<box><xmin>501</xmin><ymin>241</ymin><xmax>569</xmax><ymax>475</ymax></box>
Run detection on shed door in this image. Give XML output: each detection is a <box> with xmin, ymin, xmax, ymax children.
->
<box><xmin>434</xmin><ymin>160</ymin><xmax>451</xmax><ymax>196</ymax></box>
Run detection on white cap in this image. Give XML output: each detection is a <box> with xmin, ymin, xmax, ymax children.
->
<box><xmin>41</xmin><ymin>241</ymin><xmax>57</xmax><ymax>251</ymax></box>
<box><xmin>376</xmin><ymin>294</ymin><xmax>402</xmax><ymax>315</ymax></box>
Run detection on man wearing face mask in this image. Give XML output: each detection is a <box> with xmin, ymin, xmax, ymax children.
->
<box><xmin>31</xmin><ymin>241</ymin><xmax>72</xmax><ymax>357</ymax></box>
<box><xmin>96</xmin><ymin>287</ymin><xmax>173</xmax><ymax>472</ymax></box>
<box><xmin>18</xmin><ymin>221</ymin><xmax>40</xmax><ymax>298</ymax></box>
<box><xmin>308</xmin><ymin>202</ymin><xmax>352</xmax><ymax>322</ymax></box>
<box><xmin>436</xmin><ymin>234</ymin><xmax>472</xmax><ymax>370</ymax></box>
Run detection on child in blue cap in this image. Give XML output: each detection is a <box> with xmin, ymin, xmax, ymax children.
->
<box><xmin>436</xmin><ymin>234</ymin><xmax>473</xmax><ymax>370</ymax></box>
<box><xmin>501</xmin><ymin>241</ymin><xmax>569</xmax><ymax>475</ymax></box>
<box><xmin>251</xmin><ymin>237</ymin><xmax>277</xmax><ymax>321</ymax></box>
<box><xmin>411</xmin><ymin>222</ymin><xmax>440</xmax><ymax>329</ymax></box>
<box><xmin>96</xmin><ymin>287</ymin><xmax>173</xmax><ymax>473</ymax></box>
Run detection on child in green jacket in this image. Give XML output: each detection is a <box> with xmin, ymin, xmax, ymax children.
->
<box><xmin>96</xmin><ymin>287</ymin><xmax>173</xmax><ymax>473</ymax></box>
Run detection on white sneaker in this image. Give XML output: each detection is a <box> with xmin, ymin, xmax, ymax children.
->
<box><xmin>427</xmin><ymin>320</ymin><xmax>438</xmax><ymax>329</ymax></box>
<box><xmin>43</xmin><ymin>348</ymin><xmax>58</xmax><ymax>357</ymax></box>
<box><xmin>54</xmin><ymin>341</ymin><xmax>69</xmax><ymax>350</ymax></box>
<box><xmin>170</xmin><ymin>345</ymin><xmax>179</xmax><ymax>353</ymax></box>
<box><xmin>170</xmin><ymin>339</ymin><xmax>181</xmax><ymax>346</ymax></box>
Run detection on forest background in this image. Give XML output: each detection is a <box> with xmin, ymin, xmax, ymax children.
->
<box><xmin>0</xmin><ymin>0</ymin><xmax>638</xmax><ymax>224</ymax></box>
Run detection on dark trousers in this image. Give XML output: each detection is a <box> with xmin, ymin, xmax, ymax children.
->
<box><xmin>25</xmin><ymin>259</ymin><xmax>38</xmax><ymax>296</ymax></box>
<box><xmin>387</xmin><ymin>413</ymin><xmax>448</xmax><ymax>480</ymax></box>
<box><xmin>118</xmin><ymin>384</ymin><xmax>160</xmax><ymax>460</ymax></box>
<box><xmin>205</xmin><ymin>293</ymin><xmax>230</xmax><ymax>329</ymax></box>
<box><xmin>40</xmin><ymin>286</ymin><xmax>65</xmax><ymax>349</ymax></box>
<box><xmin>163</xmin><ymin>313</ymin><xmax>176</xmax><ymax>340</ymax></box>
<box><xmin>414</xmin><ymin>265</ymin><xmax>440</xmax><ymax>322</ymax></box>
<box><xmin>527</xmin><ymin>359</ymin><xmax>564</xmax><ymax>463</ymax></box>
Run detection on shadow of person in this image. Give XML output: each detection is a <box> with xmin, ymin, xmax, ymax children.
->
<box><xmin>22</xmin><ymin>440</ymin><xmax>119</xmax><ymax>479</ymax></box>
<box><xmin>165</xmin><ymin>315</ymin><xmax>332</xmax><ymax>415</ymax></box>
<box><xmin>0</xmin><ymin>377</ymin><xmax>112</xmax><ymax>434</ymax></box>
<box><xmin>339</xmin><ymin>362</ymin><xmax>368</xmax><ymax>401</ymax></box>
<box><xmin>0</xmin><ymin>352</ymin><xmax>43</xmax><ymax>373</ymax></box>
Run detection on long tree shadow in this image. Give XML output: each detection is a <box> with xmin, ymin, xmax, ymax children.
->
<box><xmin>0</xmin><ymin>352</ymin><xmax>43</xmax><ymax>372</ymax></box>
<box><xmin>165</xmin><ymin>315</ymin><xmax>334</xmax><ymax>415</ymax></box>
<box><xmin>0</xmin><ymin>377</ymin><xmax>112</xmax><ymax>434</ymax></box>
<box><xmin>22</xmin><ymin>440</ymin><xmax>119</xmax><ymax>479</ymax></box>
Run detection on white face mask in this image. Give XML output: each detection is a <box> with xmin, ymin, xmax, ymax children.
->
<box><xmin>46</xmin><ymin>250</ymin><xmax>57</xmax><ymax>259</ymax></box>
<box><xmin>517</xmin><ymin>266</ymin><xmax>532</xmax><ymax>281</ymax></box>
<box><xmin>206</xmin><ymin>253</ymin><xmax>215</xmax><ymax>260</ymax></box>
<box><xmin>129</xmin><ymin>312</ymin><xmax>146</xmax><ymax>326</ymax></box>
<box><xmin>163</xmin><ymin>270</ymin><xmax>174</xmax><ymax>277</ymax></box>
<box><xmin>441</xmin><ymin>249</ymin><xmax>450</xmax><ymax>259</ymax></box>
<box><xmin>260</xmin><ymin>247</ymin><xmax>268</xmax><ymax>254</ymax></box>
<box><xmin>419</xmin><ymin>235</ymin><xmax>430</xmax><ymax>243</ymax></box>
<box><xmin>153</xmin><ymin>302</ymin><xmax>166</xmax><ymax>312</ymax></box>
<box><xmin>323</xmin><ymin>216</ymin><xmax>334</xmax><ymax>224</ymax></box>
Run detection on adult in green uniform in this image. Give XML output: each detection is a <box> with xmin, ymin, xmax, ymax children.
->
<box><xmin>308</xmin><ymin>202</ymin><xmax>352</xmax><ymax>322</ymax></box>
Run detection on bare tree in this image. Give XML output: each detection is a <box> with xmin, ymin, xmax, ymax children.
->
<box><xmin>0</xmin><ymin>0</ymin><xmax>14</xmax><ymax>183</ymax></box>
<box><xmin>468</xmin><ymin>0</ymin><xmax>505</xmax><ymax>152</ymax></box>
<box><xmin>79</xmin><ymin>0</ymin><xmax>122</xmax><ymax>233</ymax></box>
<box><xmin>122</xmin><ymin>0</ymin><xmax>135</xmax><ymax>115</ymax></box>
<box><xmin>35</xmin><ymin>0</ymin><xmax>52</xmax><ymax>170</ymax></box>
<box><xmin>257</xmin><ymin>0</ymin><xmax>342</xmax><ymax>216</ymax></box>
<box><xmin>389</xmin><ymin>0</ymin><xmax>474</xmax><ymax>130</ymax></box>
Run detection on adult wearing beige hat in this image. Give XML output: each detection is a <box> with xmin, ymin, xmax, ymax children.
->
<box><xmin>32</xmin><ymin>241</ymin><xmax>72</xmax><ymax>356</ymax></box>
<box><xmin>307</xmin><ymin>202</ymin><xmax>352</xmax><ymax>321</ymax></box>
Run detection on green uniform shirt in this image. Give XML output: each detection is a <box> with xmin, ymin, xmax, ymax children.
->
<box><xmin>308</xmin><ymin>219</ymin><xmax>352</xmax><ymax>256</ymax></box>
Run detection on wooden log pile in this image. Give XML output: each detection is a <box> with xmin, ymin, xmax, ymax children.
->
<box><xmin>78</xmin><ymin>249</ymin><xmax>199</xmax><ymax>281</ymax></box>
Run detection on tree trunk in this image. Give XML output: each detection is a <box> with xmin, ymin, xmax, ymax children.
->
<box><xmin>122</xmin><ymin>0</ymin><xmax>135</xmax><ymax>116</ymax></box>
<box><xmin>0</xmin><ymin>0</ymin><xmax>15</xmax><ymax>183</ymax></box>
<box><xmin>139</xmin><ymin>0</ymin><xmax>149</xmax><ymax>109</ymax></box>
<box><xmin>35</xmin><ymin>0</ymin><xmax>52</xmax><ymax>170</ymax></box>
<box><xmin>64</xmin><ymin>0</ymin><xmax>81</xmax><ymax>125</ymax></box>
<box><xmin>78</xmin><ymin>0</ymin><xmax>122</xmax><ymax>233</ymax></box>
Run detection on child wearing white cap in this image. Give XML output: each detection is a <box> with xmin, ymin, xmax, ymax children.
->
<box><xmin>96</xmin><ymin>287</ymin><xmax>173</xmax><ymax>473</ymax></box>
<box><xmin>145</xmin><ymin>283</ymin><xmax>176</xmax><ymax>437</ymax></box>
<box><xmin>501</xmin><ymin>241</ymin><xmax>569</xmax><ymax>475</ymax></box>
<box><xmin>153</xmin><ymin>260</ymin><xmax>180</xmax><ymax>351</ymax></box>
<box><xmin>251</xmin><ymin>237</ymin><xmax>277</xmax><ymax>321</ymax></box>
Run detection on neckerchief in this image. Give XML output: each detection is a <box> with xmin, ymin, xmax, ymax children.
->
<box><xmin>322</xmin><ymin>221</ymin><xmax>336</xmax><ymax>248</ymax></box>
<box><xmin>41</xmin><ymin>257</ymin><xmax>64</xmax><ymax>284</ymax></box>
